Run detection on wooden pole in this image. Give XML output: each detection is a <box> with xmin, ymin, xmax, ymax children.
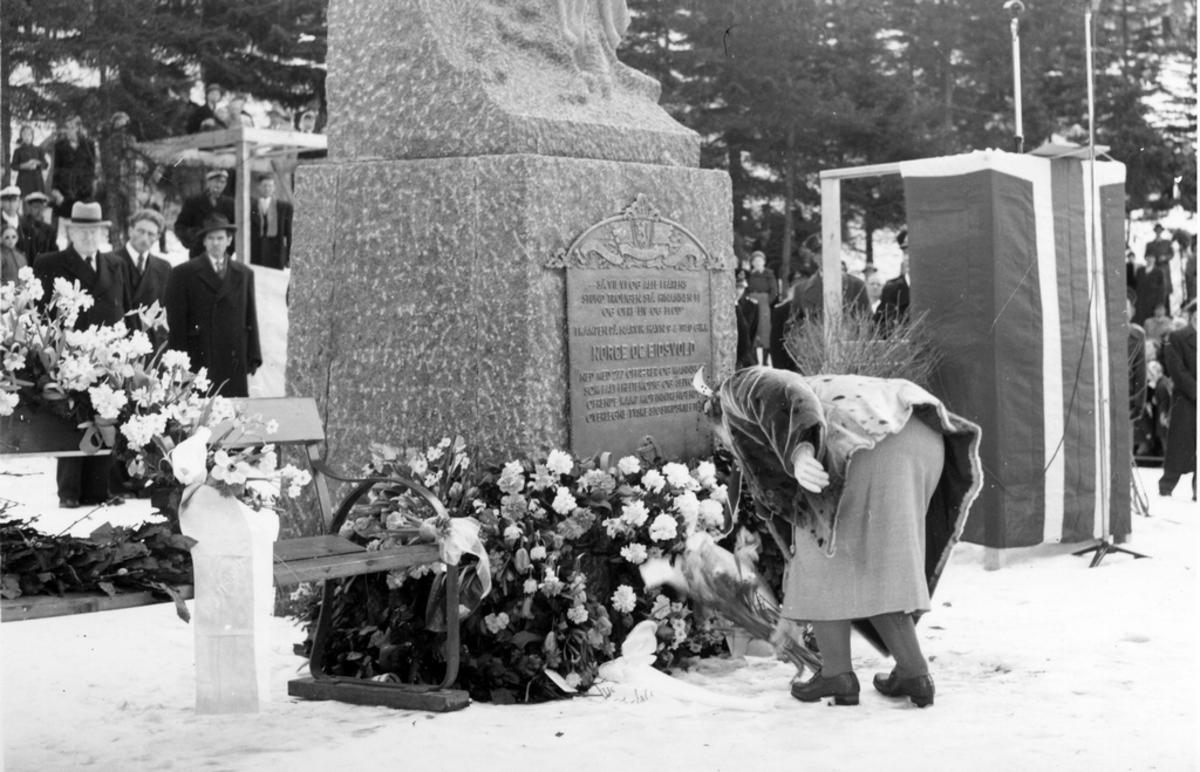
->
<box><xmin>235</xmin><ymin>134</ymin><xmax>251</xmax><ymax>263</ymax></box>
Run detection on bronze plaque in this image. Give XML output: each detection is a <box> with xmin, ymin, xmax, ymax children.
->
<box><xmin>552</xmin><ymin>195</ymin><xmax>725</xmax><ymax>461</ymax></box>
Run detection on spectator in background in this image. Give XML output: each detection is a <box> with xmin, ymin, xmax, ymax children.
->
<box><xmin>734</xmin><ymin>270</ymin><xmax>759</xmax><ymax>370</ymax></box>
<box><xmin>1159</xmin><ymin>298</ymin><xmax>1196</xmax><ymax>499</ymax></box>
<box><xmin>1183</xmin><ymin>234</ymin><xmax>1196</xmax><ymax>306</ymax></box>
<box><xmin>866</xmin><ymin>272</ymin><xmax>885</xmax><ymax>318</ymax></box>
<box><xmin>227</xmin><ymin>96</ymin><xmax>255</xmax><ymax>128</ymax></box>
<box><xmin>0</xmin><ymin>186</ymin><xmax>21</xmax><ymax>234</ymax></box>
<box><xmin>174</xmin><ymin>169</ymin><xmax>236</xmax><ymax>257</ymax></box>
<box><xmin>11</xmin><ymin>125</ymin><xmax>47</xmax><ymax>198</ymax></box>
<box><xmin>1134</xmin><ymin>247</ymin><xmax>1173</xmax><ymax>326</ymax></box>
<box><xmin>33</xmin><ymin>202</ymin><xmax>132</xmax><ymax>509</ymax></box>
<box><xmin>876</xmin><ymin>229</ymin><xmax>910</xmax><ymax>331</ymax></box>
<box><xmin>19</xmin><ymin>192</ymin><xmax>57</xmax><ymax>259</ymax></box>
<box><xmin>249</xmin><ymin>173</ymin><xmax>292</xmax><ymax>270</ymax></box>
<box><xmin>49</xmin><ymin>116</ymin><xmax>98</xmax><ymax>221</ymax></box>
<box><xmin>769</xmin><ymin>269</ymin><xmax>808</xmax><ymax>373</ymax></box>
<box><xmin>1144</xmin><ymin>223</ymin><xmax>1173</xmax><ymax>265</ymax></box>
<box><xmin>746</xmin><ymin>251</ymin><xmax>778</xmax><ymax>365</ymax></box>
<box><xmin>113</xmin><ymin>209</ymin><xmax>172</xmax><ymax>351</ymax></box>
<box><xmin>1144</xmin><ymin>302</ymin><xmax>1174</xmax><ymax>348</ymax></box>
<box><xmin>1127</xmin><ymin>289</ymin><xmax>1149</xmax><ymax>456</ymax></box>
<box><xmin>0</xmin><ymin>224</ymin><xmax>26</xmax><ymax>283</ymax></box>
<box><xmin>99</xmin><ymin>112</ymin><xmax>142</xmax><ymax>246</ymax></box>
<box><xmin>296</xmin><ymin>110</ymin><xmax>327</xmax><ymax>160</ymax></box>
<box><xmin>165</xmin><ymin>215</ymin><xmax>262</xmax><ymax>398</ymax></box>
<box><xmin>794</xmin><ymin>255</ymin><xmax>870</xmax><ymax>321</ymax></box>
<box><xmin>187</xmin><ymin>83</ymin><xmax>226</xmax><ymax>134</ymax></box>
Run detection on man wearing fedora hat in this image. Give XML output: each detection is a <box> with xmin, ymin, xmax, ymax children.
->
<box><xmin>174</xmin><ymin>168</ymin><xmax>235</xmax><ymax>257</ymax></box>
<box><xmin>19</xmin><ymin>191</ymin><xmax>56</xmax><ymax>259</ymax></box>
<box><xmin>33</xmin><ymin>201</ymin><xmax>133</xmax><ymax>509</ymax></box>
<box><xmin>165</xmin><ymin>214</ymin><xmax>261</xmax><ymax>398</ymax></box>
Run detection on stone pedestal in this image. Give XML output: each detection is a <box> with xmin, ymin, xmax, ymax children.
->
<box><xmin>288</xmin><ymin>155</ymin><xmax>732</xmax><ymax>464</ymax></box>
<box><xmin>288</xmin><ymin>0</ymin><xmax>734</xmax><ymax>466</ymax></box>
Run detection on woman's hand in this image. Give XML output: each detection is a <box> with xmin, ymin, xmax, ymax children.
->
<box><xmin>792</xmin><ymin>443</ymin><xmax>829</xmax><ymax>493</ymax></box>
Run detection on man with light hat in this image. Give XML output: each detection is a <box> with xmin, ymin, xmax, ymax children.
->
<box><xmin>19</xmin><ymin>191</ymin><xmax>56</xmax><ymax>258</ymax></box>
<box><xmin>174</xmin><ymin>168</ymin><xmax>235</xmax><ymax>256</ymax></box>
<box><xmin>165</xmin><ymin>214</ymin><xmax>262</xmax><ymax>398</ymax></box>
<box><xmin>0</xmin><ymin>185</ymin><xmax>22</xmax><ymax>233</ymax></box>
<box><xmin>32</xmin><ymin>201</ymin><xmax>132</xmax><ymax>509</ymax></box>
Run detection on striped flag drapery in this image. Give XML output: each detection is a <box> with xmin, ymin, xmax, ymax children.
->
<box><xmin>900</xmin><ymin>151</ymin><xmax>1130</xmax><ymax>549</ymax></box>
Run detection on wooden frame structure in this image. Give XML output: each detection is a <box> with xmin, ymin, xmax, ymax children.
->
<box><xmin>817</xmin><ymin>161</ymin><xmax>903</xmax><ymax>321</ymax></box>
<box><xmin>136</xmin><ymin>127</ymin><xmax>327</xmax><ymax>262</ymax></box>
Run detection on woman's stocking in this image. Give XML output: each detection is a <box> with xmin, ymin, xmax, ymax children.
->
<box><xmin>868</xmin><ymin>612</ymin><xmax>929</xmax><ymax>677</ymax></box>
<box><xmin>810</xmin><ymin>620</ymin><xmax>853</xmax><ymax>676</ymax></box>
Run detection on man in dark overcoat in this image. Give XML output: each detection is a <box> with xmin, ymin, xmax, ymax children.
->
<box><xmin>33</xmin><ymin>202</ymin><xmax>132</xmax><ymax>508</ymax></box>
<box><xmin>875</xmin><ymin>230</ymin><xmax>910</xmax><ymax>332</ymax></box>
<box><xmin>248</xmin><ymin>174</ymin><xmax>293</xmax><ymax>270</ymax></box>
<box><xmin>113</xmin><ymin>209</ymin><xmax>173</xmax><ymax>352</ymax></box>
<box><xmin>19</xmin><ymin>192</ymin><xmax>58</xmax><ymax>259</ymax></box>
<box><xmin>1159</xmin><ymin>299</ymin><xmax>1196</xmax><ymax>498</ymax></box>
<box><xmin>165</xmin><ymin>215</ymin><xmax>261</xmax><ymax>397</ymax></box>
<box><xmin>174</xmin><ymin>170</ymin><xmax>235</xmax><ymax>257</ymax></box>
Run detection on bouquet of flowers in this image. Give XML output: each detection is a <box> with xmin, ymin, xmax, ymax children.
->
<box><xmin>1</xmin><ymin>268</ymin><xmax>309</xmax><ymax>516</ymax></box>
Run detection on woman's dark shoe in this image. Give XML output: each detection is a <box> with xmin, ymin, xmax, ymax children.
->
<box><xmin>791</xmin><ymin>671</ymin><xmax>860</xmax><ymax>706</ymax></box>
<box><xmin>873</xmin><ymin>670</ymin><xmax>935</xmax><ymax>707</ymax></box>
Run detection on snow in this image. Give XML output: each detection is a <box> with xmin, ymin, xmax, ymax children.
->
<box><xmin>2</xmin><ymin>457</ymin><xmax>1197</xmax><ymax>772</ymax></box>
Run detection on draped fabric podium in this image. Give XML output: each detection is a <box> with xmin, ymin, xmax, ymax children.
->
<box><xmin>899</xmin><ymin>151</ymin><xmax>1130</xmax><ymax>550</ymax></box>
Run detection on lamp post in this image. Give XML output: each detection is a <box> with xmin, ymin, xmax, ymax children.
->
<box><xmin>1004</xmin><ymin>0</ymin><xmax>1026</xmax><ymax>153</ymax></box>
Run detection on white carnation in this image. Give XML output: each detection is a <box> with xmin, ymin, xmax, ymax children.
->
<box><xmin>611</xmin><ymin>585</ymin><xmax>637</xmax><ymax>614</ymax></box>
<box><xmin>620</xmin><ymin>499</ymin><xmax>650</xmax><ymax>527</ymax></box>
<box><xmin>648</xmin><ymin>513</ymin><xmax>678</xmax><ymax>542</ymax></box>
<box><xmin>551</xmin><ymin>486</ymin><xmax>577</xmax><ymax>515</ymax></box>
<box><xmin>545</xmin><ymin>449</ymin><xmax>574</xmax><ymax>476</ymax></box>
<box><xmin>699</xmin><ymin>499</ymin><xmax>726</xmax><ymax>529</ymax></box>
<box><xmin>617</xmin><ymin>456</ymin><xmax>641</xmax><ymax>475</ymax></box>
<box><xmin>641</xmin><ymin>469</ymin><xmax>666</xmax><ymax>493</ymax></box>
<box><xmin>620</xmin><ymin>543</ymin><xmax>648</xmax><ymax>565</ymax></box>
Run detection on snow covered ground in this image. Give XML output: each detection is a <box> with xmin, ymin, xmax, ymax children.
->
<box><xmin>1</xmin><ymin>457</ymin><xmax>1196</xmax><ymax>772</ymax></box>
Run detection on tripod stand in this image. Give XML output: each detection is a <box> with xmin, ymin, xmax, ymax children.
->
<box><xmin>1073</xmin><ymin>456</ymin><xmax>1151</xmax><ymax>567</ymax></box>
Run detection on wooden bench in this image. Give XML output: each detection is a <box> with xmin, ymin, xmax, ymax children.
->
<box><xmin>0</xmin><ymin>397</ymin><xmax>469</xmax><ymax>711</ymax></box>
<box><xmin>224</xmin><ymin>397</ymin><xmax>469</xmax><ymax>711</ymax></box>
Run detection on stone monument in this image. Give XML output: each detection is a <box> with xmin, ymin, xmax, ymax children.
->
<box><xmin>288</xmin><ymin>0</ymin><xmax>734</xmax><ymax>464</ymax></box>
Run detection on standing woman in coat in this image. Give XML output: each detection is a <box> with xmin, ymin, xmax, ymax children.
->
<box><xmin>165</xmin><ymin>215</ymin><xmax>262</xmax><ymax>397</ymax></box>
<box><xmin>699</xmin><ymin>366</ymin><xmax>983</xmax><ymax>707</ymax></box>
<box><xmin>11</xmin><ymin>126</ymin><xmax>47</xmax><ymax>198</ymax></box>
<box><xmin>745</xmin><ymin>251</ymin><xmax>779</xmax><ymax>365</ymax></box>
<box><xmin>1159</xmin><ymin>299</ymin><xmax>1196</xmax><ymax>498</ymax></box>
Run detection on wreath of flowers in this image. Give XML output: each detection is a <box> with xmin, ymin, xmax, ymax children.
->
<box><xmin>299</xmin><ymin>438</ymin><xmax>739</xmax><ymax>703</ymax></box>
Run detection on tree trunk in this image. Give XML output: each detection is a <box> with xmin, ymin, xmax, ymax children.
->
<box><xmin>781</xmin><ymin>125</ymin><xmax>796</xmax><ymax>285</ymax></box>
<box><xmin>727</xmin><ymin>133</ymin><xmax>748</xmax><ymax>235</ymax></box>
<box><xmin>1</xmin><ymin>12</ymin><xmax>11</xmax><ymax>189</ymax></box>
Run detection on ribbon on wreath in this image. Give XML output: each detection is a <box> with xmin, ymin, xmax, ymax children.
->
<box><xmin>421</xmin><ymin>514</ymin><xmax>492</xmax><ymax>632</ymax></box>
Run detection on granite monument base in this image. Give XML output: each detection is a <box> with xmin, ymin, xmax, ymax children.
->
<box><xmin>287</xmin><ymin>155</ymin><xmax>734</xmax><ymax>467</ymax></box>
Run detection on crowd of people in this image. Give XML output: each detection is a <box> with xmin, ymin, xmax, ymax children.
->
<box><xmin>3</xmin><ymin>81</ymin><xmax>320</xmax><ymax>255</ymax></box>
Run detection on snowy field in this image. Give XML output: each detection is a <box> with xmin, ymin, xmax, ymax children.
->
<box><xmin>1</xmin><ymin>456</ymin><xmax>1197</xmax><ymax>772</ymax></box>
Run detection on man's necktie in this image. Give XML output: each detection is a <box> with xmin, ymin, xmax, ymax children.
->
<box><xmin>137</xmin><ymin>254</ymin><xmax>145</xmax><ymax>277</ymax></box>
<box><xmin>85</xmin><ymin>255</ymin><xmax>95</xmax><ymax>272</ymax></box>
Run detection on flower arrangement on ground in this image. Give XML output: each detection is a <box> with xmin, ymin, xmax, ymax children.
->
<box><xmin>295</xmin><ymin>438</ymin><xmax>771</xmax><ymax>704</ymax></box>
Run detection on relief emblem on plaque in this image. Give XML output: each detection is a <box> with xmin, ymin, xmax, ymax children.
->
<box><xmin>547</xmin><ymin>194</ymin><xmax>726</xmax><ymax>271</ymax></box>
